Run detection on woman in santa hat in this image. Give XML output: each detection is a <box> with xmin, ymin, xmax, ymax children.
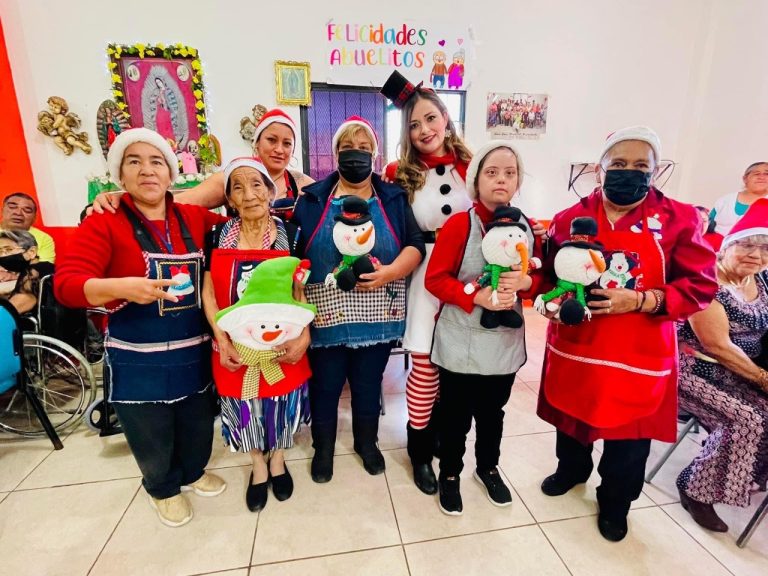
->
<box><xmin>293</xmin><ymin>115</ymin><xmax>425</xmax><ymax>483</ymax></box>
<box><xmin>535</xmin><ymin>126</ymin><xmax>718</xmax><ymax>542</ymax></box>
<box><xmin>90</xmin><ymin>108</ymin><xmax>313</xmax><ymax>219</ymax></box>
<box><xmin>675</xmin><ymin>199</ymin><xmax>768</xmax><ymax>534</ymax></box>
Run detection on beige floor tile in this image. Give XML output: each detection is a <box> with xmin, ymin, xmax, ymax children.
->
<box><xmin>642</xmin><ymin>434</ymin><xmax>705</xmax><ymax>505</ymax></box>
<box><xmin>387</xmin><ymin>446</ymin><xmax>534</xmax><ymax>543</ymax></box>
<box><xmin>523</xmin><ymin>379</ymin><xmax>541</xmax><ymax>393</ymax></box>
<box><xmin>206</xmin><ymin>419</ymin><xmax>257</xmax><ymax>471</ymax></box>
<box><xmin>498</xmin><ymin>433</ymin><xmax>655</xmax><ymax>523</ymax></box>
<box><xmin>0</xmin><ymin>478</ymin><xmax>139</xmax><ymax>576</ymax></box>
<box><xmin>91</xmin><ymin>467</ymin><xmax>257</xmax><ymax>576</ymax></box>
<box><xmin>202</xmin><ymin>570</ymin><xmax>249</xmax><ymax>576</ymax></box>
<box><xmin>405</xmin><ymin>525</ymin><xmax>569</xmax><ymax>576</ymax></box>
<box><xmin>516</xmin><ymin>359</ymin><xmax>544</xmax><ymax>383</ymax></box>
<box><xmin>541</xmin><ymin>507</ymin><xmax>732</xmax><ymax>576</ymax></box>
<box><xmin>251</xmin><ymin>453</ymin><xmax>400</xmax><ymax>565</ymax></box>
<box><xmin>250</xmin><ymin>547</ymin><xmax>409</xmax><ymax>576</ymax></box>
<box><xmin>0</xmin><ymin>491</ymin><xmax>7</xmax><ymax>504</ymax></box>
<box><xmin>662</xmin><ymin>501</ymin><xmax>768</xmax><ymax>576</ymax></box>
<box><xmin>17</xmin><ymin>427</ymin><xmax>140</xmax><ymax>490</ymax></box>
<box><xmin>0</xmin><ymin>434</ymin><xmax>55</xmax><ymax>491</ymax></box>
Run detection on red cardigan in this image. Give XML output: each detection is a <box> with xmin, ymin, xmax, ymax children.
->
<box><xmin>54</xmin><ymin>194</ymin><xmax>226</xmax><ymax>309</ymax></box>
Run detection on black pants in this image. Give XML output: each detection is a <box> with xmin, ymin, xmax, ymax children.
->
<box><xmin>554</xmin><ymin>429</ymin><xmax>651</xmax><ymax>519</ymax></box>
<box><xmin>438</xmin><ymin>367</ymin><xmax>515</xmax><ymax>477</ymax></box>
<box><xmin>307</xmin><ymin>342</ymin><xmax>394</xmax><ymax>428</ymax></box>
<box><xmin>113</xmin><ymin>389</ymin><xmax>215</xmax><ymax>500</ymax></box>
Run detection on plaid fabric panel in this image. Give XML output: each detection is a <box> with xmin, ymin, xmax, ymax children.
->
<box><xmin>305</xmin><ymin>278</ymin><xmax>406</xmax><ymax>328</ymax></box>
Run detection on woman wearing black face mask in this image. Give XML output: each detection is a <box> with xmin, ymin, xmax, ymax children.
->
<box><xmin>533</xmin><ymin>126</ymin><xmax>719</xmax><ymax>542</ymax></box>
<box><xmin>0</xmin><ymin>230</ymin><xmax>53</xmax><ymax>316</ymax></box>
<box><xmin>292</xmin><ymin>116</ymin><xmax>425</xmax><ymax>482</ymax></box>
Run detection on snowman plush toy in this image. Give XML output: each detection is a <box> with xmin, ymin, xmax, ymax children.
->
<box><xmin>534</xmin><ymin>216</ymin><xmax>606</xmax><ymax>325</ymax></box>
<box><xmin>464</xmin><ymin>206</ymin><xmax>540</xmax><ymax>329</ymax></box>
<box><xmin>325</xmin><ymin>195</ymin><xmax>380</xmax><ymax>291</ymax></box>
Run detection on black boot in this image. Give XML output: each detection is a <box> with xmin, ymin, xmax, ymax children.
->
<box><xmin>596</xmin><ymin>492</ymin><xmax>631</xmax><ymax>542</ymax></box>
<box><xmin>428</xmin><ymin>401</ymin><xmax>442</xmax><ymax>459</ymax></box>
<box><xmin>311</xmin><ymin>420</ymin><xmax>336</xmax><ymax>483</ymax></box>
<box><xmin>353</xmin><ymin>417</ymin><xmax>386</xmax><ymax>475</ymax></box>
<box><xmin>407</xmin><ymin>423</ymin><xmax>438</xmax><ymax>495</ymax></box>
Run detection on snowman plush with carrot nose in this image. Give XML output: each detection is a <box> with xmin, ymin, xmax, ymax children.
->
<box><xmin>325</xmin><ymin>195</ymin><xmax>380</xmax><ymax>291</ymax></box>
<box><xmin>464</xmin><ymin>206</ymin><xmax>540</xmax><ymax>329</ymax></box>
<box><xmin>216</xmin><ymin>257</ymin><xmax>315</xmax><ymax>399</ymax></box>
<box><xmin>534</xmin><ymin>217</ymin><xmax>606</xmax><ymax>325</ymax></box>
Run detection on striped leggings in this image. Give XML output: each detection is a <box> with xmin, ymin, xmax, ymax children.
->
<box><xmin>406</xmin><ymin>353</ymin><xmax>440</xmax><ymax>429</ymax></box>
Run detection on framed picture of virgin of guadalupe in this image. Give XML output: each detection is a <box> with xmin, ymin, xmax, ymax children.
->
<box><xmin>107</xmin><ymin>43</ymin><xmax>210</xmax><ymax>158</ymax></box>
<box><xmin>275</xmin><ymin>61</ymin><xmax>311</xmax><ymax>106</ymax></box>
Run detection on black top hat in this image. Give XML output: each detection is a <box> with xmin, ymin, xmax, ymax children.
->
<box><xmin>334</xmin><ymin>195</ymin><xmax>372</xmax><ymax>226</ymax></box>
<box><xmin>486</xmin><ymin>206</ymin><xmax>527</xmax><ymax>232</ymax></box>
<box><xmin>381</xmin><ymin>71</ymin><xmax>424</xmax><ymax>109</ymax></box>
<box><xmin>561</xmin><ymin>216</ymin><xmax>603</xmax><ymax>250</ymax></box>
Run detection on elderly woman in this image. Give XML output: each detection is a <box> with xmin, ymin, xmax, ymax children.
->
<box><xmin>0</xmin><ymin>230</ymin><xmax>53</xmax><ymax>316</ymax></box>
<box><xmin>90</xmin><ymin>108</ymin><xmax>313</xmax><ymax>218</ymax></box>
<box><xmin>202</xmin><ymin>158</ymin><xmax>310</xmax><ymax>513</ymax></box>
<box><xmin>535</xmin><ymin>126</ymin><xmax>718</xmax><ymax>542</ymax></box>
<box><xmin>54</xmin><ymin>128</ymin><xmax>227</xmax><ymax>528</ymax></box>
<box><xmin>711</xmin><ymin>162</ymin><xmax>768</xmax><ymax>236</ymax></box>
<box><xmin>293</xmin><ymin>116</ymin><xmax>425</xmax><ymax>483</ymax></box>
<box><xmin>676</xmin><ymin>199</ymin><xmax>768</xmax><ymax>532</ymax></box>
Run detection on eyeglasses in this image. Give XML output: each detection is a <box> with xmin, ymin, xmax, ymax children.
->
<box><xmin>732</xmin><ymin>242</ymin><xmax>768</xmax><ymax>256</ymax></box>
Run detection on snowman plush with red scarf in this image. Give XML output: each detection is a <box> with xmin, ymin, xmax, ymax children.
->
<box><xmin>324</xmin><ymin>195</ymin><xmax>380</xmax><ymax>292</ymax></box>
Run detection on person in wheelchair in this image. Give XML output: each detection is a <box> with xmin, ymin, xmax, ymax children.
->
<box><xmin>677</xmin><ymin>199</ymin><xmax>768</xmax><ymax>533</ymax></box>
<box><xmin>55</xmin><ymin>128</ymin><xmax>229</xmax><ymax>528</ymax></box>
<box><xmin>0</xmin><ymin>230</ymin><xmax>54</xmax><ymax>321</ymax></box>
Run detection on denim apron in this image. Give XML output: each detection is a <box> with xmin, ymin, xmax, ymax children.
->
<box><xmin>303</xmin><ymin>192</ymin><xmax>406</xmax><ymax>347</ymax></box>
<box><xmin>105</xmin><ymin>204</ymin><xmax>210</xmax><ymax>402</ymax></box>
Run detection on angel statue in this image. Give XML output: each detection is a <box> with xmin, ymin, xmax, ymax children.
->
<box><xmin>239</xmin><ymin>104</ymin><xmax>267</xmax><ymax>142</ymax></box>
<box><xmin>37</xmin><ymin>96</ymin><xmax>92</xmax><ymax>155</ymax></box>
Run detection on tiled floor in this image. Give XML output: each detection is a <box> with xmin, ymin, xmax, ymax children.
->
<box><xmin>0</xmin><ymin>311</ymin><xmax>765</xmax><ymax>576</ymax></box>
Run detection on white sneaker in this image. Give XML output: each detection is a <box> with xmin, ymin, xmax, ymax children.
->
<box><xmin>148</xmin><ymin>493</ymin><xmax>193</xmax><ymax>527</ymax></box>
<box><xmin>181</xmin><ymin>471</ymin><xmax>227</xmax><ymax>497</ymax></box>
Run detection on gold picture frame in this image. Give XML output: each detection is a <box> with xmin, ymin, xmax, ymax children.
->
<box><xmin>274</xmin><ymin>61</ymin><xmax>311</xmax><ymax>106</ymax></box>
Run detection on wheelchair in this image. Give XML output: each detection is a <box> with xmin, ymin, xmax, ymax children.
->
<box><xmin>0</xmin><ymin>274</ymin><xmax>97</xmax><ymax>438</ymax></box>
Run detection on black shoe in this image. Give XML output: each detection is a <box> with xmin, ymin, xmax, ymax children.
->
<box><xmin>413</xmin><ymin>463</ymin><xmax>438</xmax><ymax>495</ymax></box>
<box><xmin>438</xmin><ymin>476</ymin><xmax>463</xmax><ymax>515</ymax></box>
<box><xmin>540</xmin><ymin>473</ymin><xmax>588</xmax><ymax>496</ymax></box>
<box><xmin>246</xmin><ymin>472</ymin><xmax>268</xmax><ymax>512</ymax></box>
<box><xmin>356</xmin><ymin>445</ymin><xmax>386</xmax><ymax>475</ymax></box>
<box><xmin>474</xmin><ymin>468</ymin><xmax>512</xmax><ymax>507</ymax></box>
<box><xmin>597</xmin><ymin>514</ymin><xmax>628</xmax><ymax>542</ymax></box>
<box><xmin>353</xmin><ymin>418</ymin><xmax>386</xmax><ymax>475</ymax></box>
<box><xmin>270</xmin><ymin>464</ymin><xmax>294</xmax><ymax>501</ymax></box>
<box><xmin>311</xmin><ymin>448</ymin><xmax>334</xmax><ymax>483</ymax></box>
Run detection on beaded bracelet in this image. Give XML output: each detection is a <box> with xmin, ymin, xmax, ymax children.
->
<box><xmin>649</xmin><ymin>289</ymin><xmax>665</xmax><ymax>314</ymax></box>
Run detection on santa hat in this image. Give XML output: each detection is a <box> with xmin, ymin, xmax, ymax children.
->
<box><xmin>599</xmin><ymin>126</ymin><xmax>661</xmax><ymax>164</ymax></box>
<box><xmin>332</xmin><ymin>116</ymin><xmax>379</xmax><ymax>158</ymax></box>
<box><xmin>721</xmin><ymin>198</ymin><xmax>768</xmax><ymax>249</ymax></box>
<box><xmin>252</xmin><ymin>108</ymin><xmax>297</xmax><ymax>146</ymax></box>
<box><xmin>216</xmin><ymin>256</ymin><xmax>316</xmax><ymax>330</ymax></box>
<box><xmin>107</xmin><ymin>127</ymin><xmax>179</xmax><ymax>185</ymax></box>
<box><xmin>223</xmin><ymin>157</ymin><xmax>276</xmax><ymax>192</ymax></box>
<box><xmin>465</xmin><ymin>140</ymin><xmax>524</xmax><ymax>199</ymax></box>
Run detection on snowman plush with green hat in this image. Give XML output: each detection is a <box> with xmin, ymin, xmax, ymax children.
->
<box><xmin>216</xmin><ymin>257</ymin><xmax>316</xmax><ymax>399</ymax></box>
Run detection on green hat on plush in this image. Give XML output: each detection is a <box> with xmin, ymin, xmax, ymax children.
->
<box><xmin>216</xmin><ymin>257</ymin><xmax>316</xmax><ymax>351</ymax></box>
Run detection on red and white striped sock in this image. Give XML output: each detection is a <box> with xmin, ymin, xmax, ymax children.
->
<box><xmin>406</xmin><ymin>353</ymin><xmax>440</xmax><ymax>430</ymax></box>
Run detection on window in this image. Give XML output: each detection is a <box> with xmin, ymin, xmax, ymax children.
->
<box><xmin>301</xmin><ymin>84</ymin><xmax>465</xmax><ymax>181</ymax></box>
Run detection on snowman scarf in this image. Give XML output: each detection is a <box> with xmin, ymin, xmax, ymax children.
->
<box><xmin>232</xmin><ymin>342</ymin><xmax>286</xmax><ymax>400</ymax></box>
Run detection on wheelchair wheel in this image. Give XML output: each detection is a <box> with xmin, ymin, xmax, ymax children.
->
<box><xmin>0</xmin><ymin>334</ymin><xmax>97</xmax><ymax>436</ymax></box>
<box><xmin>84</xmin><ymin>398</ymin><xmax>120</xmax><ymax>434</ymax></box>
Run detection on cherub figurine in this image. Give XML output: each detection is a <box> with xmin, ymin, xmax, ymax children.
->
<box><xmin>240</xmin><ymin>104</ymin><xmax>267</xmax><ymax>142</ymax></box>
<box><xmin>37</xmin><ymin>96</ymin><xmax>92</xmax><ymax>155</ymax></box>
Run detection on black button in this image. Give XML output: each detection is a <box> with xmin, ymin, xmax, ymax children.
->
<box><xmin>441</xmin><ymin>204</ymin><xmax>452</xmax><ymax>215</ymax></box>
<box><xmin>440</xmin><ymin>184</ymin><xmax>451</xmax><ymax>195</ymax></box>
<box><xmin>435</xmin><ymin>164</ymin><xmax>446</xmax><ymax>176</ymax></box>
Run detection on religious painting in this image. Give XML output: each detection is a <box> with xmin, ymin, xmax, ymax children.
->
<box><xmin>107</xmin><ymin>43</ymin><xmax>209</xmax><ymax>158</ymax></box>
<box><xmin>275</xmin><ymin>61</ymin><xmax>311</xmax><ymax>106</ymax></box>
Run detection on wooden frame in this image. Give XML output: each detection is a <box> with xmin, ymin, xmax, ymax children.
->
<box><xmin>275</xmin><ymin>61</ymin><xmax>311</xmax><ymax>106</ymax></box>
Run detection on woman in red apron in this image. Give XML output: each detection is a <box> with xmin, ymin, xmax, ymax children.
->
<box><xmin>55</xmin><ymin>129</ymin><xmax>228</xmax><ymax>528</ymax></box>
<box><xmin>535</xmin><ymin>126</ymin><xmax>718</xmax><ymax>542</ymax></box>
<box><xmin>201</xmin><ymin>158</ymin><xmax>310</xmax><ymax>513</ymax></box>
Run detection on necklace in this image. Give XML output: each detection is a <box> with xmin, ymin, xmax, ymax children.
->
<box><xmin>717</xmin><ymin>262</ymin><xmax>752</xmax><ymax>288</ymax></box>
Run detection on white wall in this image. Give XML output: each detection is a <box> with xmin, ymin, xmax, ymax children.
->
<box><xmin>1</xmin><ymin>0</ymin><xmax>751</xmax><ymax>226</ymax></box>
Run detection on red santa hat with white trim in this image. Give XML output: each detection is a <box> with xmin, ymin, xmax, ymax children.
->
<box><xmin>252</xmin><ymin>108</ymin><xmax>297</xmax><ymax>145</ymax></box>
<box><xmin>107</xmin><ymin>127</ymin><xmax>179</xmax><ymax>186</ymax></box>
<box><xmin>332</xmin><ymin>116</ymin><xmax>379</xmax><ymax>158</ymax></box>
<box><xmin>721</xmin><ymin>198</ymin><xmax>768</xmax><ymax>249</ymax></box>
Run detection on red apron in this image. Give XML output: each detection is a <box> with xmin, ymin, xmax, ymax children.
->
<box><xmin>209</xmin><ymin>247</ymin><xmax>311</xmax><ymax>399</ymax></box>
<box><xmin>542</xmin><ymin>202</ymin><xmax>678</xmax><ymax>432</ymax></box>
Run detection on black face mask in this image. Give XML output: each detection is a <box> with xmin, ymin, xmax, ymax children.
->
<box><xmin>0</xmin><ymin>252</ymin><xmax>30</xmax><ymax>273</ymax></box>
<box><xmin>602</xmin><ymin>169</ymin><xmax>653</xmax><ymax>206</ymax></box>
<box><xmin>338</xmin><ymin>149</ymin><xmax>373</xmax><ymax>184</ymax></box>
